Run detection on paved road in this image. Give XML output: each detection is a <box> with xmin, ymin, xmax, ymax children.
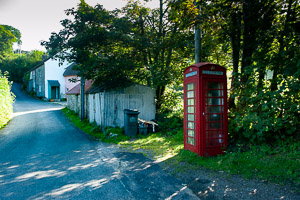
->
<box><xmin>0</xmin><ymin>84</ymin><xmax>198</xmax><ymax>200</ymax></box>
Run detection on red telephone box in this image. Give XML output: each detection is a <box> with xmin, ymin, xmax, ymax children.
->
<box><xmin>183</xmin><ymin>62</ymin><xmax>228</xmax><ymax>156</ymax></box>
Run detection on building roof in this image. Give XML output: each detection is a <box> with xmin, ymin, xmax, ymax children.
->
<box><xmin>66</xmin><ymin>80</ymin><xmax>94</xmax><ymax>95</ymax></box>
<box><xmin>29</xmin><ymin>56</ymin><xmax>53</xmax><ymax>72</ymax></box>
<box><xmin>86</xmin><ymin>84</ymin><xmax>107</xmax><ymax>94</ymax></box>
<box><xmin>86</xmin><ymin>83</ymin><xmax>153</xmax><ymax>94</ymax></box>
<box><xmin>63</xmin><ymin>63</ymin><xmax>78</xmax><ymax>77</ymax></box>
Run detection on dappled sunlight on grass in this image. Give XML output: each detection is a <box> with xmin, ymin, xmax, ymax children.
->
<box><xmin>154</xmin><ymin>153</ymin><xmax>178</xmax><ymax>163</ymax></box>
<box><xmin>119</xmin><ymin>132</ymin><xmax>184</xmax><ymax>162</ymax></box>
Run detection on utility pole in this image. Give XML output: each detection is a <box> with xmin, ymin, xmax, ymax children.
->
<box><xmin>195</xmin><ymin>3</ymin><xmax>201</xmax><ymax>63</ymax></box>
<box><xmin>80</xmin><ymin>76</ymin><xmax>85</xmax><ymax>121</ymax></box>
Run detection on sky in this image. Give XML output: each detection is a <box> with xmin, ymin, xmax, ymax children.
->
<box><xmin>0</xmin><ymin>0</ymin><xmax>158</xmax><ymax>52</ymax></box>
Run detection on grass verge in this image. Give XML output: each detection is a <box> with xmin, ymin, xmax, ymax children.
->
<box><xmin>62</xmin><ymin>107</ymin><xmax>300</xmax><ymax>189</ymax></box>
<box><xmin>62</xmin><ymin>108</ymin><xmax>130</xmax><ymax>143</ymax></box>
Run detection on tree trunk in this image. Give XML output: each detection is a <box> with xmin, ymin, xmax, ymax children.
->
<box><xmin>155</xmin><ymin>85</ymin><xmax>166</xmax><ymax>113</ymax></box>
<box><xmin>139</xmin><ymin>13</ymin><xmax>148</xmax><ymax>66</ymax></box>
<box><xmin>194</xmin><ymin>3</ymin><xmax>201</xmax><ymax>63</ymax></box>
<box><xmin>228</xmin><ymin>10</ymin><xmax>241</xmax><ymax>110</ymax></box>
<box><xmin>257</xmin><ymin>67</ymin><xmax>265</xmax><ymax>93</ymax></box>
<box><xmin>270</xmin><ymin>0</ymin><xmax>293</xmax><ymax>91</ymax></box>
<box><xmin>241</xmin><ymin>1</ymin><xmax>258</xmax><ymax>85</ymax></box>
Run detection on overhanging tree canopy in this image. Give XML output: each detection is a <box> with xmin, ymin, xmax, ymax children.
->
<box><xmin>42</xmin><ymin>0</ymin><xmax>195</xmax><ymax>110</ymax></box>
<box><xmin>42</xmin><ymin>0</ymin><xmax>299</xmax><ymax>144</ymax></box>
<box><xmin>0</xmin><ymin>25</ymin><xmax>21</xmax><ymax>60</ymax></box>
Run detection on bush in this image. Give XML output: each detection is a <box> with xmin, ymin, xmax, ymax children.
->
<box><xmin>229</xmin><ymin>74</ymin><xmax>300</xmax><ymax>145</ymax></box>
<box><xmin>0</xmin><ymin>71</ymin><xmax>15</xmax><ymax>128</ymax></box>
<box><xmin>156</xmin><ymin>109</ymin><xmax>183</xmax><ymax>136</ymax></box>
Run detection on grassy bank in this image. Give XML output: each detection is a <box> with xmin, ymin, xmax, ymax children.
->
<box><xmin>62</xmin><ymin>107</ymin><xmax>300</xmax><ymax>188</ymax></box>
<box><xmin>62</xmin><ymin>108</ymin><xmax>130</xmax><ymax>143</ymax></box>
<box><xmin>0</xmin><ymin>71</ymin><xmax>14</xmax><ymax>129</ymax></box>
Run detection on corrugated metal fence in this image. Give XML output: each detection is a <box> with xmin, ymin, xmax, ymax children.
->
<box><xmin>67</xmin><ymin>85</ymin><xmax>156</xmax><ymax>128</ymax></box>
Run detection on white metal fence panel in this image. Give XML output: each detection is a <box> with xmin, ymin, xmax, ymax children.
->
<box><xmin>88</xmin><ymin>94</ymin><xmax>95</xmax><ymax>123</ymax></box>
<box><xmin>67</xmin><ymin>85</ymin><xmax>156</xmax><ymax>128</ymax></box>
<box><xmin>94</xmin><ymin>93</ymin><xmax>101</xmax><ymax>126</ymax></box>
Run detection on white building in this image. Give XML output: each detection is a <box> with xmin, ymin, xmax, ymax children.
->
<box><xmin>28</xmin><ymin>55</ymin><xmax>72</xmax><ymax>100</ymax></box>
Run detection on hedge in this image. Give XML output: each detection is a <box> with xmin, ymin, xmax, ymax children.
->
<box><xmin>0</xmin><ymin>70</ymin><xmax>14</xmax><ymax>128</ymax></box>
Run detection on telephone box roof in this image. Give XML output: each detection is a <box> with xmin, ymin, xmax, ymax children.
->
<box><xmin>184</xmin><ymin>62</ymin><xmax>223</xmax><ymax>72</ymax></box>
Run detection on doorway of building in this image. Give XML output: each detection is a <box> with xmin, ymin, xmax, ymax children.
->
<box><xmin>48</xmin><ymin>80</ymin><xmax>60</xmax><ymax>100</ymax></box>
<box><xmin>51</xmin><ymin>86</ymin><xmax>59</xmax><ymax>99</ymax></box>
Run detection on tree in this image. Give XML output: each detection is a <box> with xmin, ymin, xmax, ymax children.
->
<box><xmin>170</xmin><ymin>0</ymin><xmax>299</xmax><ymax>144</ymax></box>
<box><xmin>42</xmin><ymin>0</ymin><xmax>195</xmax><ymax>112</ymax></box>
<box><xmin>0</xmin><ymin>25</ymin><xmax>18</xmax><ymax>60</ymax></box>
<box><xmin>0</xmin><ymin>50</ymin><xmax>44</xmax><ymax>83</ymax></box>
<box><xmin>121</xmin><ymin>0</ymin><xmax>195</xmax><ymax>111</ymax></box>
<box><xmin>226</xmin><ymin>0</ymin><xmax>300</xmax><ymax>143</ymax></box>
<box><xmin>42</xmin><ymin>0</ymin><xmax>299</xmax><ymax>144</ymax></box>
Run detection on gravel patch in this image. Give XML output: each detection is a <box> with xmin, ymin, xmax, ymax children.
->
<box><xmin>165</xmin><ymin>164</ymin><xmax>300</xmax><ymax>200</ymax></box>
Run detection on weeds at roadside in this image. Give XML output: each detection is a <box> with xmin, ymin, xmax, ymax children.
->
<box><xmin>62</xmin><ymin>108</ymin><xmax>130</xmax><ymax>143</ymax></box>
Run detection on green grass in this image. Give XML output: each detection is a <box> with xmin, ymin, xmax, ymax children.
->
<box><xmin>173</xmin><ymin>144</ymin><xmax>300</xmax><ymax>187</ymax></box>
<box><xmin>0</xmin><ymin>73</ymin><xmax>14</xmax><ymax>129</ymax></box>
<box><xmin>119</xmin><ymin>131</ymin><xmax>184</xmax><ymax>161</ymax></box>
<box><xmin>62</xmin><ymin>108</ymin><xmax>130</xmax><ymax>143</ymax></box>
<box><xmin>62</xmin><ymin>107</ymin><xmax>300</xmax><ymax>188</ymax></box>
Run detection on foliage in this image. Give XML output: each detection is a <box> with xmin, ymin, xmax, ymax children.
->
<box><xmin>0</xmin><ymin>50</ymin><xmax>44</xmax><ymax>83</ymax></box>
<box><xmin>0</xmin><ymin>24</ymin><xmax>41</xmax><ymax>84</ymax></box>
<box><xmin>0</xmin><ymin>71</ymin><xmax>15</xmax><ymax>129</ymax></box>
<box><xmin>154</xmin><ymin>83</ymin><xmax>184</xmax><ymax>135</ymax></box>
<box><xmin>0</xmin><ymin>25</ymin><xmax>18</xmax><ymax>60</ymax></box>
<box><xmin>159</xmin><ymin>84</ymin><xmax>184</xmax><ymax>112</ymax></box>
<box><xmin>156</xmin><ymin>110</ymin><xmax>183</xmax><ymax>136</ymax></box>
<box><xmin>42</xmin><ymin>0</ymin><xmax>195</xmax><ymax>111</ymax></box>
<box><xmin>192</xmin><ymin>0</ymin><xmax>300</xmax><ymax>145</ymax></box>
<box><xmin>229</xmin><ymin>72</ymin><xmax>300</xmax><ymax>144</ymax></box>
<box><xmin>45</xmin><ymin>0</ymin><xmax>299</xmax><ymax>146</ymax></box>
<box><xmin>1</xmin><ymin>25</ymin><xmax>21</xmax><ymax>46</ymax></box>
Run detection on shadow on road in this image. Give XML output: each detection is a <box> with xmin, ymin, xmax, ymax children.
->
<box><xmin>0</xmin><ymin>83</ymin><xmax>198</xmax><ymax>199</ymax></box>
